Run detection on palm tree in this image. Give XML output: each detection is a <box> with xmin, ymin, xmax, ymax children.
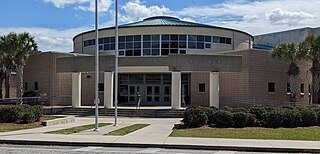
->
<box><xmin>15</xmin><ymin>32</ymin><xmax>38</xmax><ymax>99</ymax></box>
<box><xmin>272</xmin><ymin>42</ymin><xmax>302</xmax><ymax>102</ymax></box>
<box><xmin>300</xmin><ymin>35</ymin><xmax>320</xmax><ymax>104</ymax></box>
<box><xmin>0</xmin><ymin>32</ymin><xmax>19</xmax><ymax>98</ymax></box>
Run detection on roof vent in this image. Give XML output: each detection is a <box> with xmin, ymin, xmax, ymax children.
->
<box><xmin>143</xmin><ymin>16</ymin><xmax>180</xmax><ymax>21</ymax></box>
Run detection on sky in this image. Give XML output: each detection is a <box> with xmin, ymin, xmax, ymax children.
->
<box><xmin>0</xmin><ymin>0</ymin><xmax>319</xmax><ymax>52</ymax></box>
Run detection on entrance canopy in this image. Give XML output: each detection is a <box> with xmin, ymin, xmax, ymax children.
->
<box><xmin>56</xmin><ymin>54</ymin><xmax>242</xmax><ymax>73</ymax></box>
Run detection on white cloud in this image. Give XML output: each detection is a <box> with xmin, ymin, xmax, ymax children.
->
<box><xmin>266</xmin><ymin>8</ymin><xmax>314</xmax><ymax>26</ymax></box>
<box><xmin>0</xmin><ymin>27</ymin><xmax>91</xmax><ymax>52</ymax></box>
<box><xmin>43</xmin><ymin>0</ymin><xmax>112</xmax><ymax>13</ymax></box>
<box><xmin>120</xmin><ymin>0</ymin><xmax>170</xmax><ymax>22</ymax></box>
<box><xmin>175</xmin><ymin>0</ymin><xmax>320</xmax><ymax>35</ymax></box>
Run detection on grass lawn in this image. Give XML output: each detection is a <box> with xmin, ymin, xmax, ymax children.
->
<box><xmin>170</xmin><ymin>127</ymin><xmax>320</xmax><ymax>141</ymax></box>
<box><xmin>0</xmin><ymin>123</ymin><xmax>41</xmax><ymax>132</ymax></box>
<box><xmin>41</xmin><ymin>115</ymin><xmax>60</xmax><ymax>121</ymax></box>
<box><xmin>106</xmin><ymin>124</ymin><xmax>150</xmax><ymax>136</ymax></box>
<box><xmin>0</xmin><ymin>116</ymin><xmax>59</xmax><ymax>132</ymax></box>
<box><xmin>47</xmin><ymin>123</ymin><xmax>111</xmax><ymax>134</ymax></box>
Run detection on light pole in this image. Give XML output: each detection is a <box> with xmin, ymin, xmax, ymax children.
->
<box><xmin>94</xmin><ymin>0</ymin><xmax>100</xmax><ymax>131</ymax></box>
<box><xmin>114</xmin><ymin>0</ymin><xmax>119</xmax><ymax>126</ymax></box>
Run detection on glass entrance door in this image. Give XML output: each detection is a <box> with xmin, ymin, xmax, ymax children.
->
<box><xmin>128</xmin><ymin>85</ymin><xmax>140</xmax><ymax>103</ymax></box>
<box><xmin>146</xmin><ymin>85</ymin><xmax>160</xmax><ymax>103</ymax></box>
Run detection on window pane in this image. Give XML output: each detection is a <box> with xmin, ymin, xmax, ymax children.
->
<box><xmin>119</xmin><ymin>50</ymin><xmax>125</xmax><ymax>56</ymax></box>
<box><xmin>161</xmin><ymin>35</ymin><xmax>169</xmax><ymax>41</ymax></box>
<box><xmin>220</xmin><ymin>37</ymin><xmax>226</xmax><ymax>43</ymax></box>
<box><xmin>134</xmin><ymin>49</ymin><xmax>141</xmax><ymax>56</ymax></box>
<box><xmin>171</xmin><ymin>35</ymin><xmax>178</xmax><ymax>40</ymax></box>
<box><xmin>152</xmin><ymin>49</ymin><xmax>160</xmax><ymax>55</ymax></box>
<box><xmin>119</xmin><ymin>36</ymin><xmax>125</xmax><ymax>42</ymax></box>
<box><xmin>143</xmin><ymin>49</ymin><xmax>151</xmax><ymax>55</ymax></box>
<box><xmin>152</xmin><ymin>35</ymin><xmax>159</xmax><ymax>41</ymax></box>
<box><xmin>179</xmin><ymin>35</ymin><xmax>187</xmax><ymax>41</ymax></box>
<box><xmin>152</xmin><ymin>42</ymin><xmax>160</xmax><ymax>48</ymax></box>
<box><xmin>205</xmin><ymin>36</ymin><xmax>211</xmax><ymax>42</ymax></box>
<box><xmin>188</xmin><ymin>42</ymin><xmax>196</xmax><ymax>49</ymax></box>
<box><xmin>197</xmin><ymin>35</ymin><xmax>204</xmax><ymax>41</ymax></box>
<box><xmin>179</xmin><ymin>42</ymin><xmax>186</xmax><ymax>48</ymax></box>
<box><xmin>170</xmin><ymin>42</ymin><xmax>178</xmax><ymax>48</ymax></box>
<box><xmin>170</xmin><ymin>49</ymin><xmax>178</xmax><ymax>54</ymax></box>
<box><xmin>268</xmin><ymin>82</ymin><xmax>275</xmax><ymax>92</ymax></box>
<box><xmin>134</xmin><ymin>35</ymin><xmax>141</xmax><ymax>41</ymax></box>
<box><xmin>126</xmin><ymin>35</ymin><xmax>133</xmax><ymax>42</ymax></box>
<box><xmin>110</xmin><ymin>43</ymin><xmax>115</xmax><ymax>50</ymax></box>
<box><xmin>98</xmin><ymin>38</ymin><xmax>103</xmax><ymax>44</ymax></box>
<box><xmin>143</xmin><ymin>42</ymin><xmax>151</xmax><ymax>48</ymax></box>
<box><xmin>213</xmin><ymin>36</ymin><xmax>220</xmax><ymax>43</ymax></box>
<box><xmin>126</xmin><ymin>42</ymin><xmax>133</xmax><ymax>49</ymax></box>
<box><xmin>180</xmin><ymin>50</ymin><xmax>186</xmax><ymax>54</ymax></box>
<box><xmin>125</xmin><ymin>50</ymin><xmax>133</xmax><ymax>56</ymax></box>
<box><xmin>197</xmin><ymin>42</ymin><xmax>204</xmax><ymax>49</ymax></box>
<box><xmin>161</xmin><ymin>41</ymin><xmax>169</xmax><ymax>48</ymax></box>
<box><xmin>226</xmin><ymin>38</ymin><xmax>232</xmax><ymax>44</ymax></box>
<box><xmin>105</xmin><ymin>37</ymin><xmax>110</xmax><ymax>43</ymax></box>
<box><xmin>161</xmin><ymin>49</ymin><xmax>169</xmax><ymax>55</ymax></box>
<box><xmin>188</xmin><ymin>35</ymin><xmax>196</xmax><ymax>41</ymax></box>
<box><xmin>154</xmin><ymin>86</ymin><xmax>160</xmax><ymax>95</ymax></box>
<box><xmin>134</xmin><ymin>42</ymin><xmax>141</xmax><ymax>49</ymax></box>
<box><xmin>110</xmin><ymin>37</ymin><xmax>115</xmax><ymax>43</ymax></box>
<box><xmin>99</xmin><ymin>45</ymin><xmax>103</xmax><ymax>50</ymax></box>
<box><xmin>205</xmin><ymin>43</ymin><xmax>211</xmax><ymax>49</ymax></box>
<box><xmin>104</xmin><ymin>44</ymin><xmax>109</xmax><ymax>50</ymax></box>
<box><xmin>119</xmin><ymin>43</ymin><xmax>125</xmax><ymax>49</ymax></box>
<box><xmin>199</xmin><ymin>83</ymin><xmax>205</xmax><ymax>93</ymax></box>
<box><xmin>143</xmin><ymin>35</ymin><xmax>151</xmax><ymax>41</ymax></box>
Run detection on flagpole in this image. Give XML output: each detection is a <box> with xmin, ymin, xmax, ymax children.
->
<box><xmin>114</xmin><ymin>0</ymin><xmax>119</xmax><ymax>126</ymax></box>
<box><xmin>94</xmin><ymin>0</ymin><xmax>100</xmax><ymax>131</ymax></box>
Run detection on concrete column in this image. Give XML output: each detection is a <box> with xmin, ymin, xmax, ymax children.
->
<box><xmin>72</xmin><ymin>72</ymin><xmax>81</xmax><ymax>108</ymax></box>
<box><xmin>210</xmin><ymin>72</ymin><xmax>219</xmax><ymax>108</ymax></box>
<box><xmin>104</xmin><ymin>72</ymin><xmax>114</xmax><ymax>108</ymax></box>
<box><xmin>171</xmin><ymin>72</ymin><xmax>181</xmax><ymax>109</ymax></box>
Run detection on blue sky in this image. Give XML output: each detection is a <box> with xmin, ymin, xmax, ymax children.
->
<box><xmin>0</xmin><ymin>0</ymin><xmax>319</xmax><ymax>52</ymax></box>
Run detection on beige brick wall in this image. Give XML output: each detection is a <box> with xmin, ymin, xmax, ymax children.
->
<box><xmin>24</xmin><ymin>52</ymin><xmax>73</xmax><ymax>106</ymax></box>
<box><xmin>190</xmin><ymin>72</ymin><xmax>210</xmax><ymax>106</ymax></box>
<box><xmin>220</xmin><ymin>49</ymin><xmax>312</xmax><ymax>107</ymax></box>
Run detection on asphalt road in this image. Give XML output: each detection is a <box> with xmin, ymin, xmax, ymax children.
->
<box><xmin>0</xmin><ymin>144</ymin><xmax>286</xmax><ymax>154</ymax></box>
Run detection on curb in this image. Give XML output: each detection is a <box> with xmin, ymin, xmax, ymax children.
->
<box><xmin>0</xmin><ymin>139</ymin><xmax>319</xmax><ymax>153</ymax></box>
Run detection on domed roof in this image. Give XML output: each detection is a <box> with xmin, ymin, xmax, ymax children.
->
<box><xmin>120</xmin><ymin>16</ymin><xmax>208</xmax><ymax>27</ymax></box>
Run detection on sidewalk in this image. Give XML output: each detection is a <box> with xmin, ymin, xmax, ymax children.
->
<box><xmin>0</xmin><ymin>116</ymin><xmax>320</xmax><ymax>153</ymax></box>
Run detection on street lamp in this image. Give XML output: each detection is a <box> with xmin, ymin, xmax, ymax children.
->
<box><xmin>94</xmin><ymin>0</ymin><xmax>100</xmax><ymax>131</ymax></box>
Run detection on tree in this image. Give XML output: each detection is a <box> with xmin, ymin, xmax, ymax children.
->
<box><xmin>0</xmin><ymin>32</ymin><xmax>19</xmax><ymax>98</ymax></box>
<box><xmin>0</xmin><ymin>32</ymin><xmax>38</xmax><ymax>99</ymax></box>
<box><xmin>14</xmin><ymin>32</ymin><xmax>38</xmax><ymax>100</ymax></box>
<box><xmin>272</xmin><ymin>42</ymin><xmax>302</xmax><ymax>102</ymax></box>
<box><xmin>300</xmin><ymin>35</ymin><xmax>320</xmax><ymax>104</ymax></box>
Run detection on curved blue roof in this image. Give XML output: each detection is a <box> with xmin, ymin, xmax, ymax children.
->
<box><xmin>73</xmin><ymin>16</ymin><xmax>253</xmax><ymax>40</ymax></box>
<box><xmin>120</xmin><ymin>16</ymin><xmax>208</xmax><ymax>27</ymax></box>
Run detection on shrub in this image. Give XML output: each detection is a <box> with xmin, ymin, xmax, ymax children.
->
<box><xmin>264</xmin><ymin>110</ymin><xmax>283</xmax><ymax>128</ymax></box>
<box><xmin>317</xmin><ymin>111</ymin><xmax>320</xmax><ymax>126</ymax></box>
<box><xmin>182</xmin><ymin>107</ymin><xmax>208</xmax><ymax>128</ymax></box>
<box><xmin>281</xmin><ymin>109</ymin><xmax>301</xmax><ymax>128</ymax></box>
<box><xmin>300</xmin><ymin>109</ymin><xmax>317</xmax><ymax>127</ymax></box>
<box><xmin>213</xmin><ymin>110</ymin><xmax>233</xmax><ymax>128</ymax></box>
<box><xmin>245</xmin><ymin>113</ymin><xmax>256</xmax><ymax>127</ymax></box>
<box><xmin>248</xmin><ymin>106</ymin><xmax>272</xmax><ymax>126</ymax></box>
<box><xmin>232</xmin><ymin>112</ymin><xmax>248</xmax><ymax>128</ymax></box>
<box><xmin>0</xmin><ymin>105</ymin><xmax>43</xmax><ymax>124</ymax></box>
<box><xmin>206</xmin><ymin>109</ymin><xmax>217</xmax><ymax>125</ymax></box>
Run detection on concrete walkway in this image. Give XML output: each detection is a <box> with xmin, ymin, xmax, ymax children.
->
<box><xmin>0</xmin><ymin>117</ymin><xmax>320</xmax><ymax>153</ymax></box>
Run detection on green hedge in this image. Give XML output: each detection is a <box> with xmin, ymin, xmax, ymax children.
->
<box><xmin>182</xmin><ymin>105</ymin><xmax>320</xmax><ymax>128</ymax></box>
<box><xmin>0</xmin><ymin>105</ymin><xmax>43</xmax><ymax>124</ymax></box>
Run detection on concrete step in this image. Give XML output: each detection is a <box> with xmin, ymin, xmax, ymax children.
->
<box><xmin>51</xmin><ymin>108</ymin><xmax>185</xmax><ymax>118</ymax></box>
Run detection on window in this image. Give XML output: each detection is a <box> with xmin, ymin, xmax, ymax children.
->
<box><xmin>161</xmin><ymin>34</ymin><xmax>185</xmax><ymax>55</ymax></box>
<box><xmin>199</xmin><ymin>83</ymin><xmax>205</xmax><ymax>93</ymax></box>
<box><xmin>34</xmin><ymin>82</ymin><xmax>39</xmax><ymax>91</ymax></box>
<box><xmin>98</xmin><ymin>83</ymin><xmax>104</xmax><ymax>92</ymax></box>
<box><xmin>287</xmin><ymin>83</ymin><xmax>291</xmax><ymax>93</ymax></box>
<box><xmin>300</xmin><ymin>83</ymin><xmax>305</xmax><ymax>93</ymax></box>
<box><xmin>83</xmin><ymin>39</ymin><xmax>95</xmax><ymax>47</ymax></box>
<box><xmin>24</xmin><ymin>82</ymin><xmax>28</xmax><ymax>91</ymax></box>
<box><xmin>268</xmin><ymin>82</ymin><xmax>275</xmax><ymax>93</ymax></box>
<box><xmin>188</xmin><ymin>35</ymin><xmax>211</xmax><ymax>50</ymax></box>
<box><xmin>143</xmin><ymin>35</ymin><xmax>160</xmax><ymax>56</ymax></box>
